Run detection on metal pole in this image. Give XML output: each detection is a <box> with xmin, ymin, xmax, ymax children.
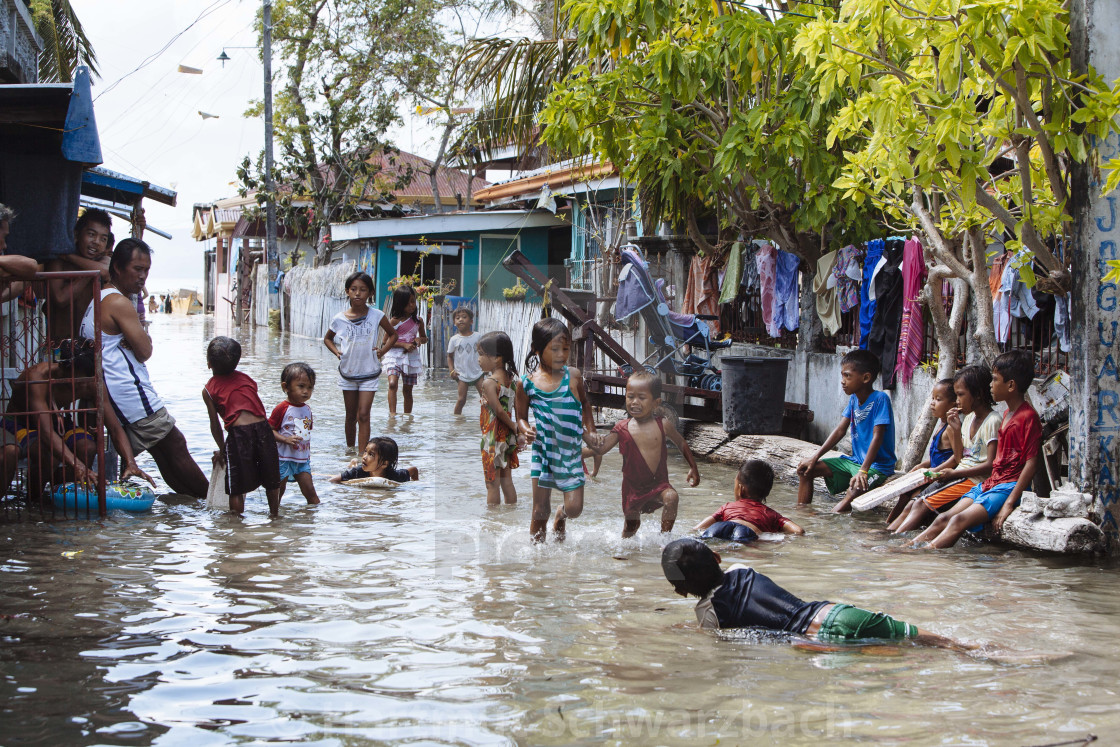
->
<box><xmin>263</xmin><ymin>0</ymin><xmax>279</xmax><ymax>310</ymax></box>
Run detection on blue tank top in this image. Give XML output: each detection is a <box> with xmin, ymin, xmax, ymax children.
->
<box><xmin>929</xmin><ymin>423</ymin><xmax>953</xmax><ymax>468</ymax></box>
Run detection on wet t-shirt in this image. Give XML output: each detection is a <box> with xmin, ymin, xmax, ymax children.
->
<box><xmin>339</xmin><ymin>465</ymin><xmax>412</xmax><ymax>483</ymax></box>
<box><xmin>696</xmin><ymin>566</ymin><xmax>828</xmax><ymax>633</ymax></box>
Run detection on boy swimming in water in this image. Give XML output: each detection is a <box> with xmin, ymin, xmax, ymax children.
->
<box><xmin>693</xmin><ymin>460</ymin><xmax>803</xmax><ymax>542</ymax></box>
<box><xmin>590</xmin><ymin>371</ymin><xmax>699</xmax><ymax>537</ymax></box>
<box><xmin>661</xmin><ymin>538</ymin><xmax>968</xmax><ymax>650</ymax></box>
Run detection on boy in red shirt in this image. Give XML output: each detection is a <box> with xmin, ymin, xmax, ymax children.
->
<box><xmin>910</xmin><ymin>350</ymin><xmax>1041</xmax><ymax>549</ymax></box>
<box><xmin>202</xmin><ymin>336</ymin><xmax>282</xmax><ymax>516</ymax></box>
<box><xmin>694</xmin><ymin>460</ymin><xmax>804</xmax><ymax>542</ymax></box>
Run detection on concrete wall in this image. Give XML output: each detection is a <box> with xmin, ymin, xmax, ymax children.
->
<box><xmin>711</xmin><ymin>343</ymin><xmax>939</xmax><ymax>458</ymax></box>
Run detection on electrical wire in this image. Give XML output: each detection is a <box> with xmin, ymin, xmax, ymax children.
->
<box><xmin>94</xmin><ymin>0</ymin><xmax>236</xmax><ymax>101</ymax></box>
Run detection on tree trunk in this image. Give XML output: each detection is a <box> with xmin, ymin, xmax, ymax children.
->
<box><xmin>966</xmin><ymin>227</ymin><xmax>1001</xmax><ymax>364</ymax></box>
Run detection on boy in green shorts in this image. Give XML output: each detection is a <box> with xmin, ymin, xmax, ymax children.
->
<box><xmin>797</xmin><ymin>350</ymin><xmax>897</xmax><ymax>512</ymax></box>
<box><xmin>662</xmin><ymin>538</ymin><xmax>967</xmax><ymax>650</ymax></box>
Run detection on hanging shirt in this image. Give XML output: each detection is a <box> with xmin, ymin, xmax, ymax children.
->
<box><xmin>894</xmin><ymin>237</ymin><xmax>928</xmax><ymax>387</ymax></box>
<box><xmin>682</xmin><ymin>254</ymin><xmax>720</xmax><ymax>336</ymax></box>
<box><xmin>867</xmin><ymin>240</ymin><xmax>905</xmax><ymax>388</ymax></box>
<box><xmin>741</xmin><ymin>243</ymin><xmax>760</xmax><ymax>293</ymax></box>
<box><xmin>831</xmin><ymin>244</ymin><xmax>863</xmax><ymax>313</ymax></box>
<box><xmin>814</xmin><ymin>250</ymin><xmax>841</xmax><ymax>335</ymax></box>
<box><xmin>771</xmin><ymin>249</ymin><xmax>801</xmax><ymax>337</ymax></box>
<box><xmin>1005</xmin><ymin>263</ymin><xmax>1040</xmax><ymax>320</ymax></box>
<box><xmin>841</xmin><ymin>390</ymin><xmax>897</xmax><ymax>476</ymax></box>
<box><xmin>756</xmin><ymin>243</ymin><xmax>777</xmax><ymax>335</ymax></box>
<box><xmin>859</xmin><ymin>239</ymin><xmax>884</xmax><ymax>349</ymax></box>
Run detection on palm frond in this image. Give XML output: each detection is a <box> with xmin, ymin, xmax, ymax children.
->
<box><xmin>31</xmin><ymin>0</ymin><xmax>98</xmax><ymax>83</ymax></box>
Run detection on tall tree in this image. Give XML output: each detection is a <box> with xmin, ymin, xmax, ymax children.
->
<box><xmin>239</xmin><ymin>0</ymin><xmax>449</xmax><ymax>261</ymax></box>
<box><xmin>31</xmin><ymin>0</ymin><xmax>98</xmax><ymax>83</ymax></box>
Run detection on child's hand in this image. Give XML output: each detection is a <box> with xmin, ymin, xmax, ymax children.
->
<box><xmin>279</xmin><ymin>433</ymin><xmax>301</xmax><ymax>446</ymax></box>
<box><xmin>934</xmin><ymin>468</ymin><xmax>952</xmax><ymax>480</ymax></box>
<box><xmin>516</xmin><ymin>434</ymin><xmax>527</xmax><ymax>448</ymax></box>
<box><xmin>213</xmin><ymin>449</ymin><xmax>226</xmax><ymax>467</ymax></box>
<box><xmin>849</xmin><ymin>470</ymin><xmax>869</xmax><ymax>492</ymax></box>
<box><xmin>797</xmin><ymin>458</ymin><xmax>815</xmax><ymax>476</ymax></box>
<box><xmin>687</xmin><ymin>466</ymin><xmax>700</xmax><ymax>487</ymax></box>
<box><xmin>947</xmin><ymin>407</ymin><xmax>962</xmax><ymax>430</ymax></box>
<box><xmin>449</xmin><ymin>368</ymin><xmax>458</xmax><ymax>379</ymax></box>
<box><xmin>518</xmin><ymin>421</ymin><xmax>536</xmax><ymax>444</ymax></box>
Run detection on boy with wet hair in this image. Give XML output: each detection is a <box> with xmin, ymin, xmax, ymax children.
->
<box><xmin>589</xmin><ymin>371</ymin><xmax>700</xmax><ymax>536</ymax></box>
<box><xmin>202</xmin><ymin>336</ymin><xmax>282</xmax><ymax>516</ymax></box>
<box><xmin>446</xmin><ymin>306</ymin><xmax>482</xmax><ymax>415</ymax></box>
<box><xmin>661</xmin><ymin>538</ymin><xmax>965</xmax><ymax>650</ymax></box>
<box><xmin>910</xmin><ymin>350</ymin><xmax>1041</xmax><ymax>548</ymax></box>
<box><xmin>694</xmin><ymin>459</ymin><xmax>804</xmax><ymax>542</ymax></box>
<box><xmin>797</xmin><ymin>349</ymin><xmax>897</xmax><ymax>512</ymax></box>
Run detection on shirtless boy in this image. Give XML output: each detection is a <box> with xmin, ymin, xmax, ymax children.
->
<box><xmin>591</xmin><ymin>371</ymin><xmax>700</xmax><ymax>537</ymax></box>
<box><xmin>45</xmin><ymin>208</ymin><xmax>113</xmax><ymax>342</ymax></box>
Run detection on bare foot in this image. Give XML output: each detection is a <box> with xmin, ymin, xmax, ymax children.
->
<box><xmin>552</xmin><ymin>508</ymin><xmax>567</xmax><ymax>540</ymax></box>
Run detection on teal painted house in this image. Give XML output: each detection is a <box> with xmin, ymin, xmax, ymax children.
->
<box><xmin>330</xmin><ymin>210</ymin><xmax>569</xmax><ymax>305</ymax></box>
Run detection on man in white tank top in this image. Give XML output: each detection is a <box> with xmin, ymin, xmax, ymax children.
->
<box><xmin>80</xmin><ymin>239</ymin><xmax>209</xmax><ymax>497</ymax></box>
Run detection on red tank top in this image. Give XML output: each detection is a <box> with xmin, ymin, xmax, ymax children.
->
<box><xmin>205</xmin><ymin>371</ymin><xmax>266</xmax><ymax>429</ymax></box>
<box><xmin>614</xmin><ymin>417</ymin><xmax>672</xmax><ymax>512</ymax></box>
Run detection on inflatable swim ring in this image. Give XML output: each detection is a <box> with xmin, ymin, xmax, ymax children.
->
<box><xmin>52</xmin><ymin>482</ymin><xmax>157</xmax><ymax>513</ymax></box>
<box><xmin>342</xmin><ymin>476</ymin><xmax>400</xmax><ymax>489</ymax></box>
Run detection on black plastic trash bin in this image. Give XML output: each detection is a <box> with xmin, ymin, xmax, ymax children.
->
<box><xmin>721</xmin><ymin>356</ymin><xmax>790</xmax><ymax>436</ymax></box>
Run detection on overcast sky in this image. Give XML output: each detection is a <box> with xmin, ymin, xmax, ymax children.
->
<box><xmin>73</xmin><ymin>0</ymin><xmax>457</xmax><ymax>293</ymax></box>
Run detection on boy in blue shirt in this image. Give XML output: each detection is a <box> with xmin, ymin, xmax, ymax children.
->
<box><xmin>797</xmin><ymin>350</ymin><xmax>897</xmax><ymax>512</ymax></box>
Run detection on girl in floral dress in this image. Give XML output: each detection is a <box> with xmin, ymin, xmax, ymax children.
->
<box><xmin>477</xmin><ymin>331</ymin><xmax>520</xmax><ymax>506</ymax></box>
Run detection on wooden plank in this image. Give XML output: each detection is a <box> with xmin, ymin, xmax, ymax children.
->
<box><xmin>850</xmin><ymin>471</ymin><xmax>931</xmax><ymax>512</ymax></box>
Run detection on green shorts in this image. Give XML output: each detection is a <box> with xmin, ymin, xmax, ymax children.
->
<box><xmin>820</xmin><ymin>457</ymin><xmax>886</xmax><ymax>495</ymax></box>
<box><xmin>818</xmin><ymin>603</ymin><xmax>917</xmax><ymax>642</ymax></box>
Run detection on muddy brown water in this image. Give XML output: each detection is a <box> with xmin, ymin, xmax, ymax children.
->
<box><xmin>1</xmin><ymin>314</ymin><xmax>1117</xmax><ymax>745</ymax></box>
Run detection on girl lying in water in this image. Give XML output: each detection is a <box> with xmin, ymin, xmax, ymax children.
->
<box><xmin>328</xmin><ymin>436</ymin><xmax>419</xmax><ymax>484</ymax></box>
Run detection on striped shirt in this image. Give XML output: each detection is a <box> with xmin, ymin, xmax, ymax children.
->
<box><xmin>523</xmin><ymin>366</ymin><xmax>585</xmax><ymax>492</ymax></box>
<box><xmin>81</xmin><ymin>288</ymin><xmax>163</xmax><ymax>425</ymax></box>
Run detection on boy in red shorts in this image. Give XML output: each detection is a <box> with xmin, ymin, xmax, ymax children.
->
<box><xmin>202</xmin><ymin>336</ymin><xmax>282</xmax><ymax>516</ymax></box>
<box><xmin>694</xmin><ymin>460</ymin><xmax>804</xmax><ymax>542</ymax></box>
<box><xmin>590</xmin><ymin>371</ymin><xmax>700</xmax><ymax>537</ymax></box>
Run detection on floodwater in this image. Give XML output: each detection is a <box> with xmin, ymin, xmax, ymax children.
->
<box><xmin>2</xmin><ymin>314</ymin><xmax>1119</xmax><ymax>746</ymax></box>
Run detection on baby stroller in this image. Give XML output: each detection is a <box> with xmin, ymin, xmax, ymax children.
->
<box><xmin>614</xmin><ymin>246</ymin><xmax>731</xmax><ymax>391</ymax></box>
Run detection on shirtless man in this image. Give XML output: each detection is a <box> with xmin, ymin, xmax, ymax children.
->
<box><xmin>44</xmin><ymin>208</ymin><xmax>113</xmax><ymax>343</ymax></box>
<box><xmin>0</xmin><ymin>339</ymin><xmax>153</xmax><ymax>503</ymax></box>
<box><xmin>79</xmin><ymin>238</ymin><xmax>209</xmax><ymax>497</ymax></box>
<box><xmin>0</xmin><ymin>203</ymin><xmax>43</xmax><ymax>303</ymax></box>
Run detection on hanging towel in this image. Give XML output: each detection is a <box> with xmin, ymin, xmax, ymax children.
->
<box><xmin>832</xmin><ymin>244</ymin><xmax>862</xmax><ymax>313</ymax></box>
<box><xmin>894</xmin><ymin>237</ymin><xmax>928</xmax><ymax>387</ymax></box>
<box><xmin>719</xmin><ymin>242</ymin><xmax>744</xmax><ymax>304</ymax></box>
<box><xmin>741</xmin><ymin>242</ymin><xmax>760</xmax><ymax>293</ymax></box>
<box><xmin>859</xmin><ymin>239</ymin><xmax>884</xmax><ymax>349</ymax></box>
<box><xmin>814</xmin><ymin>249</ymin><xmax>841</xmax><ymax>335</ymax></box>
<box><xmin>1054</xmin><ymin>293</ymin><xmax>1071</xmax><ymax>352</ymax></box>
<box><xmin>756</xmin><ymin>243</ymin><xmax>777</xmax><ymax>334</ymax></box>
<box><xmin>682</xmin><ymin>254</ymin><xmax>721</xmax><ymax>336</ymax></box>
<box><xmin>867</xmin><ymin>239</ymin><xmax>905</xmax><ymax>388</ymax></box>
<box><xmin>771</xmin><ymin>249</ymin><xmax>801</xmax><ymax>336</ymax></box>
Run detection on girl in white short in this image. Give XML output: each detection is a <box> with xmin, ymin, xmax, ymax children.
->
<box><xmin>323</xmin><ymin>271</ymin><xmax>397</xmax><ymax>451</ymax></box>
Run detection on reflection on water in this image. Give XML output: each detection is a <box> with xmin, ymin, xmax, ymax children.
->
<box><xmin>1</xmin><ymin>315</ymin><xmax>1118</xmax><ymax>745</ymax></box>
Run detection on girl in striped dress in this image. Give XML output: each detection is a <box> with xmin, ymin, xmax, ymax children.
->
<box><xmin>515</xmin><ymin>318</ymin><xmax>600</xmax><ymax>542</ymax></box>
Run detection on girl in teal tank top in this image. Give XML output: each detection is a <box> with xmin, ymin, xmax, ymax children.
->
<box><xmin>515</xmin><ymin>319</ymin><xmax>601</xmax><ymax>542</ymax></box>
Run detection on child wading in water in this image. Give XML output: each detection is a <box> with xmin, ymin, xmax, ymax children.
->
<box><xmin>591</xmin><ymin>371</ymin><xmax>699</xmax><ymax>537</ymax></box>
<box><xmin>269</xmin><ymin>362</ymin><xmax>320</xmax><ymax>506</ymax></box>
<box><xmin>323</xmin><ymin>272</ymin><xmax>398</xmax><ymax>453</ymax></box>
<box><xmin>383</xmin><ymin>285</ymin><xmax>427</xmax><ymax>416</ymax></box>
<box><xmin>477</xmin><ymin>331</ymin><xmax>520</xmax><ymax>506</ymax></box>
<box><xmin>447</xmin><ymin>307</ymin><xmax>482</xmax><ymax>415</ymax></box>
<box><xmin>515</xmin><ymin>318</ymin><xmax>600</xmax><ymax>542</ymax></box>
<box><xmin>202</xmin><ymin>336</ymin><xmax>282</xmax><ymax>516</ymax></box>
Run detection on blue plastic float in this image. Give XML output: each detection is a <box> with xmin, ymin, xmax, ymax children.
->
<box><xmin>51</xmin><ymin>482</ymin><xmax>156</xmax><ymax>513</ymax></box>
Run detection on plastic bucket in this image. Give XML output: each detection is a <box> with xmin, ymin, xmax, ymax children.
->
<box><xmin>721</xmin><ymin>356</ymin><xmax>790</xmax><ymax>436</ymax></box>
